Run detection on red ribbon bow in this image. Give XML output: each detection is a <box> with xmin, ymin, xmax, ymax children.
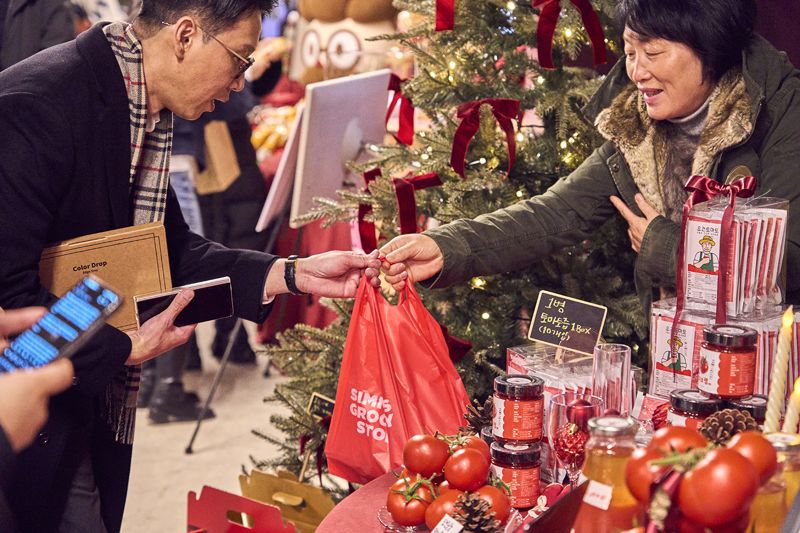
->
<box><xmin>450</xmin><ymin>98</ymin><xmax>520</xmax><ymax>178</ymax></box>
<box><xmin>393</xmin><ymin>173</ymin><xmax>443</xmax><ymax>234</ymax></box>
<box><xmin>671</xmin><ymin>175</ymin><xmax>757</xmax><ymax>348</ymax></box>
<box><xmin>532</xmin><ymin>0</ymin><xmax>608</xmax><ymax>70</ymax></box>
<box><xmin>358</xmin><ymin>168</ymin><xmax>382</xmax><ymax>253</ymax></box>
<box><xmin>386</xmin><ymin>74</ymin><xmax>415</xmax><ymax>146</ymax></box>
<box><xmin>436</xmin><ymin>0</ymin><xmax>455</xmax><ymax>31</ymax></box>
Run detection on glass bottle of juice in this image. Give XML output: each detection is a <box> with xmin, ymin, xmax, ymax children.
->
<box><xmin>571</xmin><ymin>416</ymin><xmax>641</xmax><ymax>533</ymax></box>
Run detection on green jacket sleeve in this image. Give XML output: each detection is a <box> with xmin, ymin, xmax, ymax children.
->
<box><xmin>424</xmin><ymin>145</ymin><xmax>620</xmax><ymax>287</ymax></box>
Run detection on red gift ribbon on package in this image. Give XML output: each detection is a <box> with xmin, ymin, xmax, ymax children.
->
<box><xmin>671</xmin><ymin>175</ymin><xmax>757</xmax><ymax>355</ymax></box>
<box><xmin>358</xmin><ymin>168</ymin><xmax>382</xmax><ymax>253</ymax></box>
<box><xmin>450</xmin><ymin>98</ymin><xmax>520</xmax><ymax>178</ymax></box>
<box><xmin>386</xmin><ymin>74</ymin><xmax>415</xmax><ymax>146</ymax></box>
<box><xmin>436</xmin><ymin>0</ymin><xmax>455</xmax><ymax>31</ymax></box>
<box><xmin>393</xmin><ymin>172</ymin><xmax>442</xmax><ymax>234</ymax></box>
<box><xmin>532</xmin><ymin>0</ymin><xmax>608</xmax><ymax>70</ymax></box>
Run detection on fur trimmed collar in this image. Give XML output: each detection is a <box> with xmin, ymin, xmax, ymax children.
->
<box><xmin>594</xmin><ymin>70</ymin><xmax>753</xmax><ymax>214</ymax></box>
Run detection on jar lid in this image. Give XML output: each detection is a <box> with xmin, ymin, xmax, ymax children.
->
<box><xmin>703</xmin><ymin>324</ymin><xmax>758</xmax><ymax>348</ymax></box>
<box><xmin>588</xmin><ymin>416</ymin><xmax>637</xmax><ymax>436</ymax></box>
<box><xmin>490</xmin><ymin>441</ymin><xmax>540</xmax><ymax>467</ymax></box>
<box><xmin>726</xmin><ymin>395</ymin><xmax>767</xmax><ymax>421</ymax></box>
<box><xmin>494</xmin><ymin>374</ymin><xmax>544</xmax><ymax>399</ymax></box>
<box><xmin>765</xmin><ymin>432</ymin><xmax>800</xmax><ymax>452</ymax></box>
<box><xmin>670</xmin><ymin>389</ymin><xmax>723</xmax><ymax>417</ymax></box>
<box><xmin>480</xmin><ymin>425</ymin><xmax>494</xmax><ymax>446</ymax></box>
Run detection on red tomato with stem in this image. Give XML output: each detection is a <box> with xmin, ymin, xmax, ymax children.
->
<box><xmin>444</xmin><ymin>448</ymin><xmax>490</xmax><ymax>491</ymax></box>
<box><xmin>649</xmin><ymin>426</ymin><xmax>708</xmax><ymax>454</ymax></box>
<box><xmin>425</xmin><ymin>489</ymin><xmax>465</xmax><ymax>530</ymax></box>
<box><xmin>727</xmin><ymin>431</ymin><xmax>778</xmax><ymax>485</ymax></box>
<box><xmin>452</xmin><ymin>435</ymin><xmax>491</xmax><ymax>463</ymax></box>
<box><xmin>403</xmin><ymin>434</ymin><xmax>450</xmax><ymax>477</ymax></box>
<box><xmin>386</xmin><ymin>476</ymin><xmax>434</xmax><ymax>527</ymax></box>
<box><xmin>678</xmin><ymin>448</ymin><xmax>759</xmax><ymax>527</ymax></box>
<box><xmin>624</xmin><ymin>447</ymin><xmax>667</xmax><ymax>503</ymax></box>
<box><xmin>475</xmin><ymin>485</ymin><xmax>511</xmax><ymax>523</ymax></box>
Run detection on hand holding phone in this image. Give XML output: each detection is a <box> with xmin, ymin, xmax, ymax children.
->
<box><xmin>125</xmin><ymin>289</ymin><xmax>197</xmax><ymax>366</ymax></box>
<box><xmin>0</xmin><ymin>275</ymin><xmax>121</xmax><ymax>373</ymax></box>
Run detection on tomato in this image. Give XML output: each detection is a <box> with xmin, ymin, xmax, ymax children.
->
<box><xmin>437</xmin><ymin>480</ymin><xmax>452</xmax><ymax>494</ymax></box>
<box><xmin>624</xmin><ymin>447</ymin><xmax>667</xmax><ymax>503</ymax></box>
<box><xmin>727</xmin><ymin>431</ymin><xmax>778</xmax><ymax>485</ymax></box>
<box><xmin>403</xmin><ymin>434</ymin><xmax>450</xmax><ymax>477</ymax></box>
<box><xmin>678</xmin><ymin>448</ymin><xmax>759</xmax><ymax>527</ymax></box>
<box><xmin>425</xmin><ymin>489</ymin><xmax>465</xmax><ymax>529</ymax></box>
<box><xmin>679</xmin><ymin>511</ymin><xmax>750</xmax><ymax>533</ymax></box>
<box><xmin>649</xmin><ymin>426</ymin><xmax>708</xmax><ymax>454</ymax></box>
<box><xmin>475</xmin><ymin>485</ymin><xmax>511</xmax><ymax>524</ymax></box>
<box><xmin>444</xmin><ymin>448</ymin><xmax>490</xmax><ymax>491</ymax></box>
<box><xmin>453</xmin><ymin>435</ymin><xmax>491</xmax><ymax>463</ymax></box>
<box><xmin>386</xmin><ymin>477</ymin><xmax>434</xmax><ymax>527</ymax></box>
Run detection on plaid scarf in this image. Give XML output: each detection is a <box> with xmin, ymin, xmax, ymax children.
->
<box><xmin>103</xmin><ymin>22</ymin><xmax>173</xmax><ymax>444</ymax></box>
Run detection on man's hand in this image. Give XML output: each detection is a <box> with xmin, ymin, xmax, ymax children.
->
<box><xmin>126</xmin><ymin>290</ymin><xmax>196</xmax><ymax>365</ymax></box>
<box><xmin>293</xmin><ymin>250</ymin><xmax>382</xmax><ymax>298</ymax></box>
<box><xmin>379</xmin><ymin>234</ymin><xmax>444</xmax><ymax>292</ymax></box>
<box><xmin>0</xmin><ymin>307</ymin><xmax>74</xmax><ymax>452</ymax></box>
<box><xmin>610</xmin><ymin>193</ymin><xmax>660</xmax><ymax>253</ymax></box>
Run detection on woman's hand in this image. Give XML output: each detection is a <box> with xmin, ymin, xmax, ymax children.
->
<box><xmin>379</xmin><ymin>234</ymin><xmax>444</xmax><ymax>291</ymax></box>
<box><xmin>610</xmin><ymin>193</ymin><xmax>660</xmax><ymax>253</ymax></box>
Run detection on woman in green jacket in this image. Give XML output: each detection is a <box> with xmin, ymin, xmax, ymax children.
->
<box><xmin>380</xmin><ymin>0</ymin><xmax>800</xmax><ymax>313</ymax></box>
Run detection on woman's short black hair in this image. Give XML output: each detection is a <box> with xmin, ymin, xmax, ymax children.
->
<box><xmin>137</xmin><ymin>0</ymin><xmax>277</xmax><ymax>35</ymax></box>
<box><xmin>615</xmin><ymin>0</ymin><xmax>757</xmax><ymax>82</ymax></box>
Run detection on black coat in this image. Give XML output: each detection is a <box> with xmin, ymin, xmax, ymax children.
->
<box><xmin>0</xmin><ymin>25</ymin><xmax>277</xmax><ymax>532</ymax></box>
<box><xmin>0</xmin><ymin>428</ymin><xmax>17</xmax><ymax>533</ymax></box>
<box><xmin>0</xmin><ymin>0</ymin><xmax>74</xmax><ymax>70</ymax></box>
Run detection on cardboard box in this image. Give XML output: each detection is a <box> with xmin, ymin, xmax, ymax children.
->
<box><xmin>39</xmin><ymin>222</ymin><xmax>172</xmax><ymax>331</ymax></box>
<box><xmin>196</xmin><ymin>120</ymin><xmax>240</xmax><ymax>195</ymax></box>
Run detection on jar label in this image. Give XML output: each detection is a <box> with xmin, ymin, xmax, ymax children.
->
<box><xmin>493</xmin><ymin>395</ymin><xmax>543</xmax><ymax>441</ymax></box>
<box><xmin>491</xmin><ymin>464</ymin><xmax>540</xmax><ymax>508</ymax></box>
<box><xmin>697</xmin><ymin>345</ymin><xmax>755</xmax><ymax>397</ymax></box>
<box><xmin>582</xmin><ymin>480</ymin><xmax>613</xmax><ymax>511</ymax></box>
<box><xmin>666</xmin><ymin>409</ymin><xmax>703</xmax><ymax>431</ymax></box>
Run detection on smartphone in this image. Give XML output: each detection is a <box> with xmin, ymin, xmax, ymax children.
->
<box><xmin>0</xmin><ymin>275</ymin><xmax>122</xmax><ymax>373</ymax></box>
<box><xmin>134</xmin><ymin>277</ymin><xmax>233</xmax><ymax>328</ymax></box>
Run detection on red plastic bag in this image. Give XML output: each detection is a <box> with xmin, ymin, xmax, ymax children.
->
<box><xmin>325</xmin><ymin>278</ymin><xmax>470</xmax><ymax>484</ymax></box>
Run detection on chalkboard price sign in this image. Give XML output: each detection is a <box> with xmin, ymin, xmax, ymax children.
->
<box><xmin>527</xmin><ymin>290</ymin><xmax>607</xmax><ymax>356</ymax></box>
<box><xmin>306</xmin><ymin>392</ymin><xmax>336</xmax><ymax>420</ymax></box>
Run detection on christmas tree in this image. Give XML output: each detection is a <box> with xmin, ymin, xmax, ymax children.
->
<box><xmin>251</xmin><ymin>0</ymin><xmax>648</xmax><ymax>484</ymax></box>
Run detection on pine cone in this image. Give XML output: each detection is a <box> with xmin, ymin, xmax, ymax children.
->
<box><xmin>461</xmin><ymin>397</ymin><xmax>493</xmax><ymax>434</ymax></box>
<box><xmin>453</xmin><ymin>492</ymin><xmax>501</xmax><ymax>533</ymax></box>
<box><xmin>699</xmin><ymin>408</ymin><xmax>758</xmax><ymax>445</ymax></box>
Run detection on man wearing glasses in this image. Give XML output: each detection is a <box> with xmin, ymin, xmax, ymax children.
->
<box><xmin>0</xmin><ymin>1</ymin><xmax>380</xmax><ymax>532</ymax></box>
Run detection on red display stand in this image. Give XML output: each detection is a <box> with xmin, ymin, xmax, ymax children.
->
<box><xmin>187</xmin><ymin>486</ymin><xmax>297</xmax><ymax>533</ymax></box>
<box><xmin>315</xmin><ymin>472</ymin><xmax>396</xmax><ymax>533</ymax></box>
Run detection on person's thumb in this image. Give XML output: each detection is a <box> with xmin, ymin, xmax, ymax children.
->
<box><xmin>0</xmin><ymin>307</ymin><xmax>47</xmax><ymax>336</ymax></box>
<box><xmin>31</xmin><ymin>358</ymin><xmax>74</xmax><ymax>396</ymax></box>
<box><xmin>163</xmin><ymin>289</ymin><xmax>194</xmax><ymax>325</ymax></box>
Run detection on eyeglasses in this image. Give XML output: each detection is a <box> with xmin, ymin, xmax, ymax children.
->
<box><xmin>161</xmin><ymin>21</ymin><xmax>254</xmax><ymax>77</ymax></box>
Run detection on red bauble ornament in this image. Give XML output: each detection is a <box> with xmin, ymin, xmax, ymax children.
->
<box><xmin>553</xmin><ymin>423</ymin><xmax>589</xmax><ymax>471</ymax></box>
<box><xmin>566</xmin><ymin>398</ymin><xmax>593</xmax><ymax>429</ymax></box>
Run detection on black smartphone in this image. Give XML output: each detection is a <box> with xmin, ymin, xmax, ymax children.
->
<box><xmin>0</xmin><ymin>275</ymin><xmax>122</xmax><ymax>373</ymax></box>
<box><xmin>134</xmin><ymin>277</ymin><xmax>233</xmax><ymax>328</ymax></box>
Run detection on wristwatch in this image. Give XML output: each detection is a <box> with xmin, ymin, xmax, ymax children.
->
<box><xmin>284</xmin><ymin>255</ymin><xmax>307</xmax><ymax>295</ymax></box>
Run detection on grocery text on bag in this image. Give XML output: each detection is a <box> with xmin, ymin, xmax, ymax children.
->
<box><xmin>349</xmin><ymin>388</ymin><xmax>393</xmax><ymax>443</ymax></box>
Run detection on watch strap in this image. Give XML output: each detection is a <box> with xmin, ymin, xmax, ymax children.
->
<box><xmin>284</xmin><ymin>255</ymin><xmax>306</xmax><ymax>295</ymax></box>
